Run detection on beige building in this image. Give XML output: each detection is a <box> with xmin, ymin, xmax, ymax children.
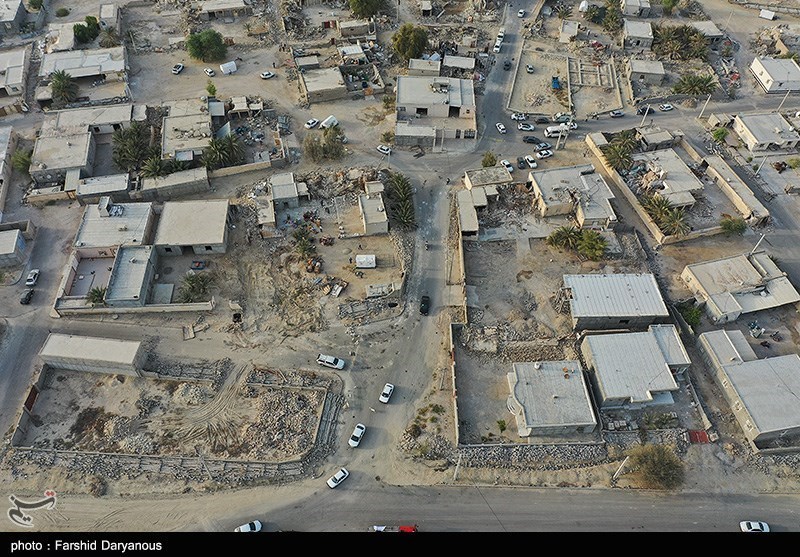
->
<box><xmin>197</xmin><ymin>0</ymin><xmax>252</xmax><ymax>20</ymax></box>
<box><xmin>0</xmin><ymin>45</ymin><xmax>29</xmax><ymax>97</ymax></box>
<box><xmin>621</xmin><ymin>0</ymin><xmax>650</xmax><ymax>17</ymax></box>
<box><xmin>627</xmin><ymin>59</ymin><xmax>665</xmax><ymax>86</ymax></box>
<box><xmin>623</xmin><ymin>20</ymin><xmax>653</xmax><ymax>50</ymax></box>
<box><xmin>0</xmin><ymin>228</ymin><xmax>25</xmax><ymax>267</ymax></box>
<box><xmin>358</xmin><ymin>193</ymin><xmax>388</xmax><ymax>235</ymax></box>
<box><xmin>463</xmin><ymin>167</ymin><xmax>512</xmax><ymax>190</ymax></box>
<box><xmin>732</xmin><ymin>112</ymin><xmax>800</xmax><ymax>152</ymax></box>
<box><xmin>298</xmin><ymin>67</ymin><xmax>348</xmax><ymax>105</ymax></box>
<box><xmin>153</xmin><ymin>199</ymin><xmax>230</xmax><ymax>256</ymax></box>
<box><xmin>161</xmin><ymin>99</ymin><xmax>213</xmax><ymax>162</ymax></box>
<box><xmin>750</xmin><ymin>57</ymin><xmax>800</xmax><ymax>93</ymax></box>
<box><xmin>39</xmin><ymin>46</ymin><xmax>128</xmax><ymax>81</ymax></box>
<box><xmin>395</xmin><ymin>76</ymin><xmax>477</xmax><ymax>142</ymax></box>
<box><xmin>529</xmin><ymin>165</ymin><xmax>616</xmax><ymax>229</ymax></box>
<box><xmin>408</xmin><ymin>58</ymin><xmax>441</xmax><ymax>76</ymax></box>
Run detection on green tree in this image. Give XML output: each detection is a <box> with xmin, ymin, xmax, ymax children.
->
<box><xmin>99</xmin><ymin>28</ymin><xmax>121</xmax><ymax>48</ymax></box>
<box><xmin>601</xmin><ymin>144</ymin><xmax>632</xmax><ymax>172</ymax></box>
<box><xmin>546</xmin><ymin>226</ymin><xmax>581</xmax><ymax>250</ymax></box>
<box><xmin>322</xmin><ymin>124</ymin><xmax>345</xmax><ymax>159</ymax></box>
<box><xmin>49</xmin><ymin>70</ymin><xmax>78</xmax><ymax>107</ymax></box>
<box><xmin>497</xmin><ymin>420</ymin><xmax>507</xmax><ymax>433</ymax></box>
<box><xmin>641</xmin><ymin>194</ymin><xmax>674</xmax><ymax>224</ymax></box>
<box><xmin>73</xmin><ymin>16</ymin><xmax>100</xmax><ymax>44</ymax></box>
<box><xmin>303</xmin><ymin>134</ymin><xmax>324</xmax><ymax>163</ymax></box>
<box><xmin>140</xmin><ymin>156</ymin><xmax>169</xmax><ymax>178</ymax></box>
<box><xmin>610</xmin><ymin>129</ymin><xmax>638</xmax><ymax>152</ymax></box>
<box><xmin>11</xmin><ymin>149</ymin><xmax>32</xmax><ymax>175</ymax></box>
<box><xmin>385</xmin><ymin>172</ymin><xmax>417</xmax><ymax>230</ymax></box>
<box><xmin>349</xmin><ymin>0</ymin><xmax>387</xmax><ymax>18</ymax></box>
<box><xmin>711</xmin><ymin>127</ymin><xmax>729</xmax><ymax>143</ymax></box>
<box><xmin>55</xmin><ymin>7</ymin><xmax>69</xmax><ymax>17</ymax></box>
<box><xmin>392</xmin><ymin>24</ymin><xmax>428</xmax><ymax>62</ymax></box>
<box><xmin>176</xmin><ymin>272</ymin><xmax>214</xmax><ymax>303</ymax></box>
<box><xmin>678</xmin><ymin>304</ymin><xmax>702</xmax><ymax>327</ymax></box>
<box><xmin>481</xmin><ymin>151</ymin><xmax>497</xmax><ymax>167</ymax></box>
<box><xmin>661</xmin><ymin>0</ymin><xmax>678</xmax><ymax>15</ymax></box>
<box><xmin>186</xmin><ymin>29</ymin><xmax>227</xmax><ymax>62</ymax></box>
<box><xmin>86</xmin><ymin>286</ymin><xmax>107</xmax><ymax>306</ymax></box>
<box><xmin>28</xmin><ymin>0</ymin><xmax>43</xmax><ymax>9</ymax></box>
<box><xmin>293</xmin><ymin>227</ymin><xmax>317</xmax><ymax>258</ymax></box>
<box><xmin>673</xmin><ymin>74</ymin><xmax>717</xmax><ymax>95</ymax></box>
<box><xmin>206</xmin><ymin>80</ymin><xmax>217</xmax><ymax>97</ymax></box>
<box><xmin>602</xmin><ymin>2</ymin><xmax>623</xmax><ymax>33</ymax></box>
<box><xmin>585</xmin><ymin>5</ymin><xmax>601</xmax><ymax>24</ymax></box>
<box><xmin>660</xmin><ymin>208</ymin><xmax>690</xmax><ymax>236</ymax></box>
<box><xmin>382</xmin><ymin>93</ymin><xmax>396</xmax><ymax>110</ymax></box>
<box><xmin>626</xmin><ymin>444</ymin><xmax>684</xmax><ymax>490</ymax></box>
<box><xmin>202</xmin><ymin>135</ymin><xmax>244</xmax><ymax>170</ymax></box>
<box><xmin>720</xmin><ymin>216</ymin><xmax>747</xmax><ymax>235</ymax></box>
<box><xmin>577</xmin><ymin>229</ymin><xmax>607</xmax><ymax>261</ymax></box>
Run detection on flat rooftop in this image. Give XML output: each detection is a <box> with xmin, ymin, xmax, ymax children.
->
<box><xmin>464</xmin><ymin>166</ymin><xmax>512</xmax><ymax>187</ymax></box>
<box><xmin>75</xmin><ymin>202</ymin><xmax>154</xmax><ymax>248</ymax></box>
<box><xmin>76</xmin><ymin>173</ymin><xmax>130</xmax><ymax>197</ymax></box>
<box><xmin>563</xmin><ymin>273</ymin><xmax>669</xmax><ymax>318</ymax></box>
<box><xmin>0</xmin><ymin>0</ymin><xmax>21</xmax><ymax>23</ymax></box>
<box><xmin>140</xmin><ymin>167</ymin><xmax>208</xmax><ymax>193</ymax></box>
<box><xmin>300</xmin><ymin>67</ymin><xmax>346</xmax><ymax>93</ymax></box>
<box><xmin>154</xmin><ymin>199</ymin><xmax>229</xmax><ymax>247</ymax></box>
<box><xmin>629</xmin><ymin>59</ymin><xmax>665</xmax><ymax>75</ymax></box>
<box><xmin>0</xmin><ymin>125</ymin><xmax>12</xmax><ymax>159</ymax></box>
<box><xmin>198</xmin><ymin>0</ymin><xmax>247</xmax><ymax>11</ymax></box>
<box><xmin>690</xmin><ymin>20</ymin><xmax>723</xmax><ymax>37</ymax></box>
<box><xmin>649</xmin><ymin>324</ymin><xmax>691</xmax><ymax>367</ymax></box>
<box><xmin>408</xmin><ymin>59</ymin><xmax>441</xmax><ymax>73</ymax></box>
<box><xmin>703</xmin><ymin>154</ymin><xmax>768</xmax><ymax>220</ymax></box>
<box><xmin>509</xmin><ymin>361</ymin><xmax>596</xmax><ymax>429</ymax></box>
<box><xmin>443</xmin><ymin>55</ymin><xmax>475</xmax><ymax>70</ymax></box>
<box><xmin>41</xmin><ymin>104</ymin><xmax>133</xmax><ymax>134</ymax></box>
<box><xmin>396</xmin><ymin>76</ymin><xmax>475</xmax><ymax>108</ymax></box>
<box><xmin>624</xmin><ymin>19</ymin><xmax>653</xmax><ymax>39</ymax></box>
<box><xmin>31</xmin><ymin>133</ymin><xmax>92</xmax><ymax>173</ymax></box>
<box><xmin>270</xmin><ymin>171</ymin><xmax>308</xmax><ymax>201</ymax></box>
<box><xmin>752</xmin><ymin>57</ymin><xmax>800</xmax><ymax>81</ymax></box>
<box><xmin>106</xmin><ymin>245</ymin><xmax>153</xmax><ymax>302</ymax></box>
<box><xmin>0</xmin><ymin>228</ymin><xmax>20</xmax><ymax>255</ymax></box>
<box><xmin>358</xmin><ymin>193</ymin><xmax>388</xmax><ymax>227</ymax></box>
<box><xmin>531</xmin><ymin>164</ymin><xmax>615</xmax><ymax>221</ymax></box>
<box><xmin>161</xmin><ymin>99</ymin><xmax>212</xmax><ymax>158</ymax></box>
<box><xmin>39</xmin><ymin>46</ymin><xmax>126</xmax><ymax>78</ymax></box>
<box><xmin>632</xmin><ymin>148</ymin><xmax>704</xmax><ymax>207</ymax></box>
<box><xmin>0</xmin><ymin>45</ymin><xmax>28</xmax><ymax>89</ymax></box>
<box><xmin>699</xmin><ymin>329</ymin><xmax>757</xmax><ymax>366</ymax></box>
<box><xmin>736</xmin><ymin>113</ymin><xmax>800</xmax><ymax>143</ymax></box>
<box><xmin>39</xmin><ymin>333</ymin><xmax>141</xmax><ymax>366</ymax></box>
<box><xmin>456</xmin><ymin>189</ymin><xmax>479</xmax><ymax>233</ymax></box>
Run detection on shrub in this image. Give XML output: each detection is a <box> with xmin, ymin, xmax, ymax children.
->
<box><xmin>626</xmin><ymin>444</ymin><xmax>684</xmax><ymax>490</ymax></box>
<box><xmin>678</xmin><ymin>304</ymin><xmax>702</xmax><ymax>327</ymax></box>
<box><xmin>55</xmin><ymin>7</ymin><xmax>69</xmax><ymax>17</ymax></box>
<box><xmin>720</xmin><ymin>216</ymin><xmax>747</xmax><ymax>235</ymax></box>
<box><xmin>29</xmin><ymin>0</ymin><xmax>43</xmax><ymax>9</ymax></box>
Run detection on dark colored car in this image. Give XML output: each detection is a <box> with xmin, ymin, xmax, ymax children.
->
<box><xmin>533</xmin><ymin>116</ymin><xmax>550</xmax><ymax>124</ymax></box>
<box><xmin>522</xmin><ymin>135</ymin><xmax>542</xmax><ymax>144</ymax></box>
<box><xmin>420</xmin><ymin>295</ymin><xmax>430</xmax><ymax>315</ymax></box>
<box><xmin>20</xmin><ymin>289</ymin><xmax>33</xmax><ymax>305</ymax></box>
<box><xmin>636</xmin><ymin>106</ymin><xmax>654</xmax><ymax>116</ymax></box>
<box><xmin>503</xmin><ymin>60</ymin><xmax>511</xmax><ymax>70</ymax></box>
<box><xmin>517</xmin><ymin>156</ymin><xmax>526</xmax><ymax>169</ymax></box>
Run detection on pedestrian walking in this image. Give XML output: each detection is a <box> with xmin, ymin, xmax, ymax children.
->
<box><xmin>349</xmin><ymin>257</ymin><xmax>353</xmax><ymax>264</ymax></box>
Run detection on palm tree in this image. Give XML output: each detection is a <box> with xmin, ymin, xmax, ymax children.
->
<box><xmin>99</xmin><ymin>28</ymin><xmax>121</xmax><ymax>47</ymax></box>
<box><xmin>176</xmin><ymin>272</ymin><xmax>214</xmax><ymax>303</ymax></box>
<box><xmin>295</xmin><ymin>236</ymin><xmax>316</xmax><ymax>258</ymax></box>
<box><xmin>220</xmin><ymin>134</ymin><xmax>245</xmax><ymax>166</ymax></box>
<box><xmin>140</xmin><ymin>156</ymin><xmax>168</xmax><ymax>178</ymax></box>
<box><xmin>546</xmin><ymin>226</ymin><xmax>581</xmax><ymax>250</ymax></box>
<box><xmin>86</xmin><ymin>286</ymin><xmax>107</xmax><ymax>306</ymax></box>
<box><xmin>202</xmin><ymin>138</ymin><xmax>227</xmax><ymax>170</ymax></box>
<box><xmin>555</xmin><ymin>5</ymin><xmax>573</xmax><ymax>19</ymax></box>
<box><xmin>391</xmin><ymin>198</ymin><xmax>417</xmax><ymax>230</ymax></box>
<box><xmin>660</xmin><ymin>208</ymin><xmax>690</xmax><ymax>236</ymax></box>
<box><xmin>641</xmin><ymin>194</ymin><xmax>674</xmax><ymax>223</ymax></box>
<box><xmin>601</xmin><ymin>144</ymin><xmax>633</xmax><ymax>172</ymax></box>
<box><xmin>168</xmin><ymin>159</ymin><xmax>191</xmax><ymax>173</ymax></box>
<box><xmin>610</xmin><ymin>129</ymin><xmax>638</xmax><ymax>152</ymax></box>
<box><xmin>50</xmin><ymin>70</ymin><xmax>78</xmax><ymax>107</ymax></box>
<box><xmin>387</xmin><ymin>172</ymin><xmax>414</xmax><ymax>202</ymax></box>
<box><xmin>577</xmin><ymin>230</ymin><xmax>607</xmax><ymax>261</ymax></box>
<box><xmin>673</xmin><ymin>74</ymin><xmax>717</xmax><ymax>95</ymax></box>
<box><xmin>687</xmin><ymin>32</ymin><xmax>709</xmax><ymax>61</ymax></box>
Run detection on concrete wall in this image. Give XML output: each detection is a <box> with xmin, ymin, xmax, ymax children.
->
<box><xmin>0</xmin><ymin>219</ymin><xmax>36</xmax><ymax>240</ymax></box>
<box><xmin>54</xmin><ymin>298</ymin><xmax>215</xmax><ymax>317</ymax></box>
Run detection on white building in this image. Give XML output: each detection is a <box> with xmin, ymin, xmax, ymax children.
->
<box><xmin>732</xmin><ymin>112</ymin><xmax>800</xmax><ymax>152</ymax></box>
<box><xmin>750</xmin><ymin>57</ymin><xmax>800</xmax><ymax>93</ymax></box>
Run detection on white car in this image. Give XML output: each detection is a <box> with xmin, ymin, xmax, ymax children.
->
<box><xmin>304</xmin><ymin>118</ymin><xmax>319</xmax><ymax>129</ymax></box>
<box><xmin>659</xmin><ymin>103</ymin><xmax>674</xmax><ymax>112</ymax></box>
<box><xmin>204</xmin><ymin>68</ymin><xmax>215</xmax><ymax>77</ymax></box>
<box><xmin>348</xmin><ymin>423</ymin><xmax>366</xmax><ymax>447</ymax></box>
<box><xmin>259</xmin><ymin>71</ymin><xmax>275</xmax><ymax>80</ymax></box>
<box><xmin>316</xmin><ymin>354</ymin><xmax>345</xmax><ymax>369</ymax></box>
<box><xmin>326</xmin><ymin>467</ymin><xmax>349</xmax><ymax>488</ymax></box>
<box><xmin>536</xmin><ymin>149</ymin><xmax>554</xmax><ymax>159</ymax></box>
<box><xmin>376</xmin><ymin>145</ymin><xmax>392</xmax><ymax>156</ymax></box>
<box><xmin>517</xmin><ymin>122</ymin><xmax>535</xmax><ymax>132</ymax></box>
<box><xmin>567</xmin><ymin>122</ymin><xmax>578</xmax><ymax>130</ymax></box>
<box><xmin>234</xmin><ymin>520</ymin><xmax>262</xmax><ymax>532</ymax></box>
<box><xmin>379</xmin><ymin>383</ymin><xmax>394</xmax><ymax>403</ymax></box>
<box><xmin>25</xmin><ymin>269</ymin><xmax>40</xmax><ymax>287</ymax></box>
<box><xmin>500</xmin><ymin>159</ymin><xmax>514</xmax><ymax>173</ymax></box>
<box><xmin>511</xmin><ymin>113</ymin><xmax>527</xmax><ymax>121</ymax></box>
<box><xmin>517</xmin><ymin>9</ymin><xmax>525</xmax><ymax>17</ymax></box>
<box><xmin>493</xmin><ymin>42</ymin><xmax>501</xmax><ymax>53</ymax></box>
<box><xmin>171</xmin><ymin>63</ymin><xmax>184</xmax><ymax>75</ymax></box>
<box><xmin>526</xmin><ymin>64</ymin><xmax>534</xmax><ymax>74</ymax></box>
<box><xmin>524</xmin><ymin>155</ymin><xmax>538</xmax><ymax>168</ymax></box>
<box><xmin>740</xmin><ymin>521</ymin><xmax>769</xmax><ymax>532</ymax></box>
<box><xmin>495</xmin><ymin>122</ymin><xmax>506</xmax><ymax>134</ymax></box>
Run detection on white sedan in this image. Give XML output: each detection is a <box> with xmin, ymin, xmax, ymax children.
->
<box><xmin>379</xmin><ymin>383</ymin><xmax>394</xmax><ymax>403</ymax></box>
<box><xmin>326</xmin><ymin>467</ymin><xmax>350</xmax><ymax>488</ymax></box>
<box><xmin>740</xmin><ymin>521</ymin><xmax>769</xmax><ymax>532</ymax></box>
<box><xmin>377</xmin><ymin>145</ymin><xmax>392</xmax><ymax>156</ymax></box>
<box><xmin>517</xmin><ymin>9</ymin><xmax>525</xmax><ymax>17</ymax></box>
<box><xmin>234</xmin><ymin>520</ymin><xmax>262</xmax><ymax>532</ymax></box>
<box><xmin>659</xmin><ymin>103</ymin><xmax>674</xmax><ymax>112</ymax></box>
<box><xmin>495</xmin><ymin>122</ymin><xmax>507</xmax><ymax>134</ymax></box>
<box><xmin>304</xmin><ymin>118</ymin><xmax>319</xmax><ymax>129</ymax></box>
<box><xmin>316</xmin><ymin>354</ymin><xmax>345</xmax><ymax>370</ymax></box>
<box><xmin>348</xmin><ymin>423</ymin><xmax>366</xmax><ymax>447</ymax></box>
<box><xmin>511</xmin><ymin>112</ymin><xmax>527</xmax><ymax>121</ymax></box>
<box><xmin>259</xmin><ymin>71</ymin><xmax>275</xmax><ymax>79</ymax></box>
<box><xmin>524</xmin><ymin>155</ymin><xmax>538</xmax><ymax>168</ymax></box>
<box><xmin>204</xmin><ymin>67</ymin><xmax>215</xmax><ymax>77</ymax></box>
<box><xmin>25</xmin><ymin>269</ymin><xmax>40</xmax><ymax>287</ymax></box>
<box><xmin>517</xmin><ymin>123</ymin><xmax>535</xmax><ymax>132</ymax></box>
<box><xmin>536</xmin><ymin>149</ymin><xmax>554</xmax><ymax>159</ymax></box>
<box><xmin>500</xmin><ymin>159</ymin><xmax>514</xmax><ymax>173</ymax></box>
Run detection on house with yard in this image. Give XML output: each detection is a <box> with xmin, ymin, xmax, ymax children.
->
<box><xmin>161</xmin><ymin>99</ymin><xmax>214</xmax><ymax>162</ymax></box>
<box><xmin>627</xmin><ymin>59</ymin><xmax>665</xmax><ymax>86</ymax></box>
<box><xmin>39</xmin><ymin>46</ymin><xmax>128</xmax><ymax>82</ymax></box>
<box><xmin>581</xmin><ymin>325</ymin><xmax>689</xmax><ymax>409</ymax></box>
<box><xmin>698</xmin><ymin>329</ymin><xmax>800</xmax><ymax>452</ymax></box>
<box><xmin>153</xmin><ymin>199</ymin><xmax>230</xmax><ymax>256</ymax></box>
<box><xmin>623</xmin><ymin>20</ymin><xmax>653</xmax><ymax>50</ymax></box>
<box><xmin>529</xmin><ymin>164</ymin><xmax>617</xmax><ymax>229</ymax></box>
<box><xmin>395</xmin><ymin>76</ymin><xmax>477</xmax><ymax>143</ymax></box>
<box><xmin>749</xmin><ymin>56</ymin><xmax>800</xmax><ymax>94</ymax></box>
<box><xmin>506</xmin><ymin>361</ymin><xmax>597</xmax><ymax>437</ymax></box>
<box><xmin>680</xmin><ymin>250</ymin><xmax>800</xmax><ymax>324</ymax></box>
<box><xmin>732</xmin><ymin>112</ymin><xmax>800</xmax><ymax>152</ymax></box>
<box><xmin>558</xmin><ymin>273</ymin><xmax>669</xmax><ymax>330</ymax></box>
<box><xmin>104</xmin><ymin>245</ymin><xmax>157</xmax><ymax>307</ymax></box>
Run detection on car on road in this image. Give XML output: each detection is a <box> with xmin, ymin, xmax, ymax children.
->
<box><xmin>316</xmin><ymin>354</ymin><xmax>345</xmax><ymax>369</ymax></box>
<box><xmin>377</xmin><ymin>144</ymin><xmax>392</xmax><ymax>156</ymax></box>
<box><xmin>534</xmin><ymin>116</ymin><xmax>550</xmax><ymax>124</ymax></box>
<box><xmin>524</xmin><ymin>155</ymin><xmax>538</xmax><ymax>168</ymax></box>
<box><xmin>25</xmin><ymin>269</ymin><xmax>40</xmax><ymax>287</ymax></box>
<box><xmin>326</xmin><ymin>467</ymin><xmax>350</xmax><ymax>488</ymax></box>
<box><xmin>234</xmin><ymin>520</ymin><xmax>262</xmax><ymax>532</ymax></box>
<box><xmin>420</xmin><ymin>295</ymin><xmax>430</xmax><ymax>315</ymax></box>
<box><xmin>517</xmin><ymin>122</ymin><xmax>535</xmax><ymax>132</ymax></box>
<box><xmin>517</xmin><ymin>9</ymin><xmax>525</xmax><ymax>17</ymax></box>
<box><xmin>610</xmin><ymin>110</ymin><xmax>624</xmax><ymax>118</ymax></box>
<box><xmin>552</xmin><ymin>113</ymin><xmax>572</xmax><ymax>123</ymax></box>
<box><xmin>739</xmin><ymin>521</ymin><xmax>769</xmax><ymax>532</ymax></box>
<box><xmin>533</xmin><ymin>142</ymin><xmax>552</xmax><ymax>151</ymax></box>
<box><xmin>511</xmin><ymin>112</ymin><xmax>526</xmax><ymax>121</ymax></box>
<box><xmin>259</xmin><ymin>71</ymin><xmax>275</xmax><ymax>79</ymax></box>
<box><xmin>500</xmin><ymin>159</ymin><xmax>514</xmax><ymax>173</ymax></box>
<box><xmin>204</xmin><ymin>68</ymin><xmax>215</xmax><ymax>77</ymax></box>
<box><xmin>19</xmin><ymin>289</ymin><xmax>34</xmax><ymax>305</ymax></box>
<box><xmin>348</xmin><ymin>423</ymin><xmax>366</xmax><ymax>447</ymax></box>
<box><xmin>522</xmin><ymin>135</ymin><xmax>541</xmax><ymax>144</ymax></box>
<box><xmin>493</xmin><ymin>41</ymin><xmax>501</xmax><ymax>53</ymax></box>
<box><xmin>636</xmin><ymin>106</ymin><xmax>654</xmax><ymax>116</ymax></box>
<box><xmin>379</xmin><ymin>383</ymin><xmax>394</xmax><ymax>403</ymax></box>
<box><xmin>503</xmin><ymin>60</ymin><xmax>511</xmax><ymax>70</ymax></box>
<box><xmin>172</xmin><ymin>63</ymin><xmax>184</xmax><ymax>75</ymax></box>
<box><xmin>567</xmin><ymin>121</ymin><xmax>578</xmax><ymax>130</ymax></box>
<box><xmin>516</xmin><ymin>156</ymin><xmax>526</xmax><ymax>169</ymax></box>
<box><xmin>526</xmin><ymin>64</ymin><xmax>534</xmax><ymax>74</ymax></box>
<box><xmin>304</xmin><ymin>118</ymin><xmax>319</xmax><ymax>129</ymax></box>
<box><xmin>495</xmin><ymin>122</ymin><xmax>506</xmax><ymax>134</ymax></box>
<box><xmin>536</xmin><ymin>149</ymin><xmax>554</xmax><ymax>159</ymax></box>
<box><xmin>659</xmin><ymin>103</ymin><xmax>674</xmax><ymax>112</ymax></box>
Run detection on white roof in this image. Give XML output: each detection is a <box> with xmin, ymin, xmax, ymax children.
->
<box><xmin>106</xmin><ymin>245</ymin><xmax>153</xmax><ymax>302</ymax></box>
<box><xmin>358</xmin><ymin>193</ymin><xmax>388</xmax><ymax>226</ymax></box>
<box><xmin>443</xmin><ymin>55</ymin><xmax>475</xmax><ymax>70</ymax></box>
<box><xmin>39</xmin><ymin>333</ymin><xmax>142</xmax><ymax>366</ymax></box>
<box><xmin>74</xmin><ymin>202</ymin><xmax>154</xmax><ymax>248</ymax></box>
<box><xmin>0</xmin><ymin>46</ymin><xmax>28</xmax><ymax>89</ymax></box>
<box><xmin>629</xmin><ymin>59</ymin><xmax>665</xmax><ymax>75</ymax></box>
<box><xmin>0</xmin><ymin>228</ymin><xmax>21</xmax><ymax>255</ymax></box>
<box><xmin>456</xmin><ymin>189</ymin><xmax>479</xmax><ymax>232</ymax></box>
<box><xmin>153</xmin><ymin>200</ymin><xmax>229</xmax><ymax>247</ymax></box>
<box><xmin>624</xmin><ymin>19</ymin><xmax>653</xmax><ymax>39</ymax></box>
<box><xmin>355</xmin><ymin>254</ymin><xmax>376</xmax><ymax>268</ymax></box>
<box><xmin>751</xmin><ymin>56</ymin><xmax>800</xmax><ymax>82</ymax></box>
<box><xmin>0</xmin><ymin>0</ymin><xmax>22</xmax><ymax>24</ymax></box>
<box><xmin>39</xmin><ymin>46</ymin><xmax>126</xmax><ymax>78</ymax></box>
<box><xmin>564</xmin><ymin>273</ymin><xmax>669</xmax><ymax>318</ymax></box>
<box><xmin>735</xmin><ymin>112</ymin><xmax>800</xmax><ymax>144</ymax></box>
<box><xmin>395</xmin><ymin>76</ymin><xmax>476</xmax><ymax>109</ymax></box>
<box><xmin>76</xmin><ymin>174</ymin><xmax>130</xmax><ymax>197</ymax></box>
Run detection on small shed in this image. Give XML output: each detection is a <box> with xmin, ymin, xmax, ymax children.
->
<box><xmin>355</xmin><ymin>254</ymin><xmax>376</xmax><ymax>268</ymax></box>
<box><xmin>219</xmin><ymin>61</ymin><xmax>237</xmax><ymax>74</ymax></box>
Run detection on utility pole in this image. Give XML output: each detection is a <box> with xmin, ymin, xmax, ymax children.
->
<box><xmin>755</xmin><ymin>155</ymin><xmax>768</xmax><ymax>176</ymax></box>
<box><xmin>776</xmin><ymin>90</ymin><xmax>791</xmax><ymax>114</ymax></box>
<box><xmin>723</xmin><ymin>11</ymin><xmax>733</xmax><ymax>34</ymax></box>
<box><xmin>639</xmin><ymin>104</ymin><xmax>650</xmax><ymax>127</ymax></box>
<box><xmin>698</xmin><ymin>93</ymin><xmax>713</xmax><ymax>120</ymax></box>
<box><xmin>750</xmin><ymin>233</ymin><xmax>766</xmax><ymax>256</ymax></box>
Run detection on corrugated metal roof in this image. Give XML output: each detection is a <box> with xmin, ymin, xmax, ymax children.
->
<box><xmin>564</xmin><ymin>273</ymin><xmax>668</xmax><ymax>318</ymax></box>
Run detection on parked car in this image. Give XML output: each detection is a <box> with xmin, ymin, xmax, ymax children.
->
<box><xmin>659</xmin><ymin>103</ymin><xmax>674</xmax><ymax>112</ymax></box>
<box><xmin>567</xmin><ymin>121</ymin><xmax>578</xmax><ymax>130</ymax></box>
<box><xmin>533</xmin><ymin>142</ymin><xmax>552</xmax><ymax>151</ymax></box>
<box><xmin>517</xmin><ymin>123</ymin><xmax>535</xmax><ymax>132</ymax></box>
<box><xmin>25</xmin><ymin>269</ymin><xmax>40</xmax><ymax>287</ymax></box>
<box><xmin>495</xmin><ymin>123</ymin><xmax>506</xmax><ymax>134</ymax></box>
<box><xmin>503</xmin><ymin>60</ymin><xmax>511</xmax><ymax>70</ymax></box>
<box><xmin>492</xmin><ymin>42</ymin><xmax>501</xmax><ymax>53</ymax></box>
<box><xmin>316</xmin><ymin>354</ymin><xmax>345</xmax><ymax>369</ymax></box>
<box><xmin>516</xmin><ymin>156</ymin><xmax>526</xmax><ymax>169</ymax></box>
<box><xmin>379</xmin><ymin>383</ymin><xmax>394</xmax><ymax>403</ymax></box>
<box><xmin>636</xmin><ymin>106</ymin><xmax>654</xmax><ymax>116</ymax></box>
<box><xmin>304</xmin><ymin>118</ymin><xmax>319</xmax><ymax>129</ymax></box>
<box><xmin>511</xmin><ymin>112</ymin><xmax>527</xmax><ymax>121</ymax></box>
<box><xmin>348</xmin><ymin>423</ymin><xmax>366</xmax><ymax>447</ymax></box>
<box><xmin>171</xmin><ymin>63</ymin><xmax>184</xmax><ymax>75</ymax></box>
<box><xmin>376</xmin><ymin>144</ymin><xmax>392</xmax><ymax>156</ymax></box>
<box><xmin>326</xmin><ymin>467</ymin><xmax>350</xmax><ymax>488</ymax></box>
<box><xmin>536</xmin><ymin>149</ymin><xmax>554</xmax><ymax>159</ymax></box>
<box><xmin>524</xmin><ymin>155</ymin><xmax>538</xmax><ymax>168</ymax></box>
<box><xmin>204</xmin><ymin>68</ymin><xmax>215</xmax><ymax>77</ymax></box>
<box><xmin>420</xmin><ymin>295</ymin><xmax>430</xmax><ymax>315</ymax></box>
<box><xmin>234</xmin><ymin>520</ymin><xmax>262</xmax><ymax>532</ymax></box>
<box><xmin>259</xmin><ymin>71</ymin><xmax>275</xmax><ymax>79</ymax></box>
<box><xmin>522</xmin><ymin>135</ymin><xmax>542</xmax><ymax>144</ymax></box>
<box><xmin>500</xmin><ymin>159</ymin><xmax>514</xmax><ymax>173</ymax></box>
<box><xmin>610</xmin><ymin>110</ymin><xmax>624</xmax><ymax>118</ymax></box>
<box><xmin>526</xmin><ymin>64</ymin><xmax>534</xmax><ymax>74</ymax></box>
<box><xmin>739</xmin><ymin>521</ymin><xmax>769</xmax><ymax>533</ymax></box>
<box><xmin>19</xmin><ymin>289</ymin><xmax>33</xmax><ymax>305</ymax></box>
<box><xmin>517</xmin><ymin>9</ymin><xmax>525</xmax><ymax>17</ymax></box>
<box><xmin>533</xmin><ymin>116</ymin><xmax>550</xmax><ymax>124</ymax></box>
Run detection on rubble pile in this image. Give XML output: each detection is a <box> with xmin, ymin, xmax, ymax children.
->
<box><xmin>119</xmin><ymin>433</ymin><xmax>158</xmax><ymax>455</ymax></box>
<box><xmin>172</xmin><ymin>383</ymin><xmax>212</xmax><ymax>406</ymax></box>
<box><xmin>458</xmin><ymin>442</ymin><xmax>609</xmax><ymax>470</ymax></box>
<box><xmin>399</xmin><ymin>432</ymin><xmax>456</xmax><ymax>461</ymax></box>
<box><xmin>298</xmin><ymin>166</ymin><xmax>379</xmax><ymax>199</ymax></box>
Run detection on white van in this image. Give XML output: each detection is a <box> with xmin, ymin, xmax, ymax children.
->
<box><xmin>493</xmin><ymin>41</ymin><xmax>502</xmax><ymax>53</ymax></box>
<box><xmin>544</xmin><ymin>125</ymin><xmax>568</xmax><ymax>138</ymax></box>
<box><xmin>497</xmin><ymin>28</ymin><xmax>505</xmax><ymax>40</ymax></box>
<box><xmin>320</xmin><ymin>115</ymin><xmax>339</xmax><ymax>129</ymax></box>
